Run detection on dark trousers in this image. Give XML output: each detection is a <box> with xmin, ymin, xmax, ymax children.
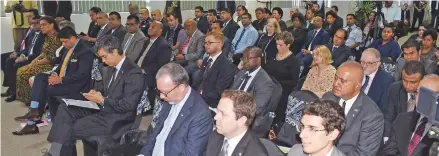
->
<box><xmin>412</xmin><ymin>10</ymin><xmax>425</xmax><ymax>29</ymax></box>
<box><xmin>1</xmin><ymin>52</ymin><xmax>12</xmax><ymax>72</ymax></box>
<box><xmin>3</xmin><ymin>58</ymin><xmax>29</xmax><ymax>93</ymax></box>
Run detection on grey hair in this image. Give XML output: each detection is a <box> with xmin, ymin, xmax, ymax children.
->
<box><xmin>95</xmin><ymin>35</ymin><xmax>123</xmax><ymax>55</ymax></box>
<box><xmin>362</xmin><ymin>48</ymin><xmax>381</xmax><ymax>60</ymax></box>
<box><xmin>156</xmin><ymin>63</ymin><xmax>189</xmax><ymax>85</ymax></box>
<box><xmin>59</xmin><ymin>20</ymin><xmax>75</xmax><ymax>30</ymax></box>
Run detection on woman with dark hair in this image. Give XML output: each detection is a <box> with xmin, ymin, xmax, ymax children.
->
<box><xmin>15</xmin><ymin>16</ymin><xmax>62</xmax><ymax>104</ymax></box>
<box><xmin>272</xmin><ymin>7</ymin><xmax>287</xmax><ymax>31</ymax></box>
<box><xmin>288</xmin><ymin>12</ymin><xmax>307</xmax><ymax>55</ymax></box>
<box><xmin>421</xmin><ymin>29</ymin><xmax>438</xmax><ymax>62</ymax></box>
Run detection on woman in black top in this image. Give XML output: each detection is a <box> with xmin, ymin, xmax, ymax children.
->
<box><xmin>288</xmin><ymin>13</ymin><xmax>307</xmax><ymax>55</ymax></box>
<box><xmin>255</xmin><ymin>18</ymin><xmax>280</xmax><ymax>65</ymax></box>
<box><xmin>265</xmin><ymin>31</ymin><xmax>301</xmax><ymax>125</ymax></box>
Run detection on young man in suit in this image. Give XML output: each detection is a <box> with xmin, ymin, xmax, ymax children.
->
<box><xmin>394</xmin><ymin>40</ymin><xmax>437</xmax><ymax>81</ymax></box>
<box><xmin>288</xmin><ymin>100</ymin><xmax>346</xmax><ymax>156</ymax></box>
<box><xmin>380</xmin><ymin>75</ymin><xmax>439</xmax><ymax>156</ymax></box>
<box><xmin>195</xmin><ymin>31</ymin><xmax>236</xmax><ymax>111</ymax></box>
<box><xmin>323</xmin><ymin>61</ymin><xmax>384</xmax><ymax>156</ymax></box>
<box><xmin>42</xmin><ymin>35</ymin><xmax>145</xmax><ymax>156</ymax></box>
<box><xmin>205</xmin><ymin>90</ymin><xmax>268</xmax><ymax>156</ymax></box>
<box><xmin>383</xmin><ymin>61</ymin><xmax>425</xmax><ymax>141</ymax></box>
<box><xmin>121</xmin><ymin>15</ymin><xmax>147</xmax><ymax>61</ymax></box>
<box><xmin>13</xmin><ymin>27</ymin><xmax>94</xmax><ymax>135</ymax></box>
<box><xmin>194</xmin><ymin>6</ymin><xmax>209</xmax><ymax>34</ymax></box>
<box><xmin>175</xmin><ymin>19</ymin><xmax>205</xmax><ymax>74</ymax></box>
<box><xmin>2</xmin><ymin>16</ymin><xmax>45</xmax><ymax>100</ymax></box>
<box><xmin>108</xmin><ymin>12</ymin><xmax>127</xmax><ymax>45</ymax></box>
<box><xmin>217</xmin><ymin>0</ymin><xmax>236</xmax><ymax>16</ymax></box>
<box><xmin>220</xmin><ymin>8</ymin><xmax>240</xmax><ymax>41</ymax></box>
<box><xmin>360</xmin><ymin>48</ymin><xmax>394</xmax><ymax>109</ymax></box>
<box><xmin>140</xmin><ymin>63</ymin><xmax>213</xmax><ymax>156</ymax></box>
<box><xmin>230</xmin><ymin>46</ymin><xmax>279</xmax><ymax>137</ymax></box>
<box><xmin>325</xmin><ymin>29</ymin><xmax>352</xmax><ymax>68</ymax></box>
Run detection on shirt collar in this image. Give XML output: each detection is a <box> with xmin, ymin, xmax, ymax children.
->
<box><xmin>246</xmin><ymin>66</ymin><xmax>261</xmax><ymax>77</ymax></box>
<box><xmin>366</xmin><ymin>69</ymin><xmax>378</xmax><ymax>79</ymax></box>
<box><xmin>224</xmin><ymin>129</ymin><xmax>248</xmax><ymax>152</ymax></box>
<box><xmin>115</xmin><ymin>56</ymin><xmax>126</xmax><ymax>71</ymax></box>
<box><xmin>208</xmin><ymin>51</ymin><xmax>223</xmax><ymax>63</ymax></box>
<box><xmin>174</xmin><ymin>88</ymin><xmax>191</xmax><ymax>107</ymax></box>
<box><xmin>309</xmin><ymin>147</ymin><xmax>334</xmax><ymax>156</ymax></box>
<box><xmin>101</xmin><ymin>23</ymin><xmax>108</xmax><ymax>30</ymax></box>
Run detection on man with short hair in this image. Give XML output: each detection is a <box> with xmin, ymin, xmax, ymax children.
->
<box><xmin>394</xmin><ymin>40</ymin><xmax>436</xmax><ymax>81</ymax></box>
<box><xmin>359</xmin><ymin>48</ymin><xmax>394</xmax><ymax>109</ymax></box>
<box><xmin>164</xmin><ymin>13</ymin><xmax>187</xmax><ymax>53</ymax></box>
<box><xmin>288</xmin><ymin>100</ymin><xmax>346</xmax><ymax>156</ymax></box>
<box><xmin>205</xmin><ymin>90</ymin><xmax>269</xmax><ymax>156</ymax></box>
<box><xmin>231</xmin><ymin>13</ymin><xmax>259</xmax><ymax>65</ymax></box>
<box><xmin>330</xmin><ymin>5</ymin><xmax>344</xmax><ymax>28</ymax></box>
<box><xmin>108</xmin><ymin>11</ymin><xmax>127</xmax><ymax>45</ymax></box>
<box><xmin>325</xmin><ymin>29</ymin><xmax>352</xmax><ymax>68</ymax></box>
<box><xmin>323</xmin><ymin>61</ymin><xmax>384</xmax><ymax>156</ymax></box>
<box><xmin>122</xmin><ymin>15</ymin><xmax>147</xmax><ymax>61</ymax></box>
<box><xmin>175</xmin><ymin>19</ymin><xmax>205</xmax><ymax>74</ymax></box>
<box><xmin>252</xmin><ymin>7</ymin><xmax>267</xmax><ymax>34</ymax></box>
<box><xmin>344</xmin><ymin>14</ymin><xmax>363</xmax><ymax>60</ymax></box>
<box><xmin>139</xmin><ymin>7</ymin><xmax>152</xmax><ymax>36</ymax></box>
<box><xmin>128</xmin><ymin>3</ymin><xmax>139</xmax><ymax>16</ymax></box>
<box><xmin>140</xmin><ymin>63</ymin><xmax>213</xmax><ymax>156</ymax></box>
<box><xmin>195</xmin><ymin>6</ymin><xmax>209</xmax><ymax>34</ymax></box>
<box><xmin>86</xmin><ymin>12</ymin><xmax>111</xmax><ymax>46</ymax></box>
<box><xmin>221</xmin><ymin>8</ymin><xmax>240</xmax><ymax>41</ymax></box>
<box><xmin>151</xmin><ymin>9</ymin><xmax>168</xmax><ymax>35</ymax></box>
<box><xmin>368</xmin><ymin>26</ymin><xmax>401</xmax><ymax>62</ymax></box>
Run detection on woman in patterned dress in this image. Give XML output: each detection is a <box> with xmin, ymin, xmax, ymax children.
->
<box><xmin>16</xmin><ymin>16</ymin><xmax>61</xmax><ymax>104</ymax></box>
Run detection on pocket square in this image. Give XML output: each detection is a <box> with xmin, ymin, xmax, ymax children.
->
<box><xmin>71</xmin><ymin>59</ymin><xmax>78</xmax><ymax>62</ymax></box>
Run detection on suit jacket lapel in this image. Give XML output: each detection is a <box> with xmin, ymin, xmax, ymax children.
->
<box><xmin>368</xmin><ymin>70</ymin><xmax>381</xmax><ymax>97</ymax></box>
<box><xmin>210</xmin><ymin>131</ymin><xmax>225</xmax><ymax>155</ymax></box>
<box><xmin>400</xmin><ymin>87</ymin><xmax>408</xmax><ymax>112</ymax></box>
<box><xmin>108</xmin><ymin>59</ymin><xmax>128</xmax><ymax>92</ymax></box>
<box><xmin>246</xmin><ymin>69</ymin><xmax>263</xmax><ymax>92</ymax></box>
<box><xmin>231</xmin><ymin>131</ymin><xmax>251</xmax><ymax>156</ymax></box>
<box><xmin>396</xmin><ymin>112</ymin><xmax>418</xmax><ymax>155</ymax></box>
<box><xmin>345</xmin><ymin>93</ymin><xmax>364</xmax><ymax>128</ymax></box>
<box><xmin>168</xmin><ymin>90</ymin><xmax>194</xmax><ymax>136</ymax></box>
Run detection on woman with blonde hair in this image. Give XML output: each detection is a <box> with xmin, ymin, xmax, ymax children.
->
<box><xmin>255</xmin><ymin>18</ymin><xmax>280</xmax><ymax>64</ymax></box>
<box><xmin>301</xmin><ymin>45</ymin><xmax>336</xmax><ymax>97</ymax></box>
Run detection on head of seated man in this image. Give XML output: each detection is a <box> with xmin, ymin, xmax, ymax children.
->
<box><xmin>148</xmin><ymin>20</ymin><xmax>163</xmax><ymax>39</ymax></box>
<box><xmin>183</xmin><ymin>18</ymin><xmax>197</xmax><ymax>37</ymax></box>
<box><xmin>402</xmin><ymin>61</ymin><xmax>425</xmax><ymax>94</ymax></box>
<box><xmin>96</xmin><ymin>12</ymin><xmax>109</xmax><ymax>26</ymax></box>
<box><xmin>332</xmin><ymin>61</ymin><xmax>364</xmax><ymax>100</ymax></box>
<box><xmin>97</xmin><ymin>36</ymin><xmax>124</xmax><ymax>67</ymax></box>
<box><xmin>361</xmin><ymin>48</ymin><xmax>382</xmax><ymax>76</ymax></box>
<box><xmin>416</xmin><ymin>74</ymin><xmax>439</xmax><ymax>105</ymax></box>
<box><xmin>155</xmin><ymin>63</ymin><xmax>190</xmax><ymax>104</ymax></box>
<box><xmin>109</xmin><ymin>11</ymin><xmax>122</xmax><ymax>29</ymax></box>
<box><xmin>241</xmin><ymin>46</ymin><xmax>262</xmax><ymax>72</ymax></box>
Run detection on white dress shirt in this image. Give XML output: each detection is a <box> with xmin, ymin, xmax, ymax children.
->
<box><xmin>309</xmin><ymin>147</ymin><xmax>333</xmax><ymax>156</ymax></box>
<box><xmin>224</xmin><ymin>129</ymin><xmax>247</xmax><ymax>156</ymax></box>
<box><xmin>362</xmin><ymin>70</ymin><xmax>378</xmax><ymax>94</ymax></box>
<box><xmin>308</xmin><ymin>28</ymin><xmax>321</xmax><ymax>51</ymax></box>
<box><xmin>108</xmin><ymin>56</ymin><xmax>125</xmax><ymax>88</ymax></box>
<box><xmin>207</xmin><ymin>51</ymin><xmax>223</xmax><ymax>66</ymax></box>
<box><xmin>137</xmin><ymin>37</ymin><xmax>157</xmax><ymax>67</ymax></box>
<box><xmin>239</xmin><ymin>66</ymin><xmax>261</xmax><ymax>91</ymax></box>
<box><xmin>339</xmin><ymin>93</ymin><xmax>360</xmax><ymax>115</ymax></box>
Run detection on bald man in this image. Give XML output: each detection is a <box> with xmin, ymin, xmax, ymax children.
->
<box><xmin>174</xmin><ymin>19</ymin><xmax>205</xmax><ymax>75</ymax></box>
<box><xmin>380</xmin><ymin>75</ymin><xmax>439</xmax><ymax>156</ymax></box>
<box><xmin>323</xmin><ymin>61</ymin><xmax>384</xmax><ymax>156</ymax></box>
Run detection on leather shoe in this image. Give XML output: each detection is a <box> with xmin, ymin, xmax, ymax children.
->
<box><xmin>5</xmin><ymin>95</ymin><xmax>16</xmax><ymax>102</ymax></box>
<box><xmin>14</xmin><ymin>108</ymin><xmax>41</xmax><ymax>121</ymax></box>
<box><xmin>12</xmin><ymin>124</ymin><xmax>39</xmax><ymax>135</ymax></box>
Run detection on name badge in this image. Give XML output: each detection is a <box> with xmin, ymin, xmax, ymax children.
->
<box><xmin>71</xmin><ymin>59</ymin><xmax>78</xmax><ymax>62</ymax></box>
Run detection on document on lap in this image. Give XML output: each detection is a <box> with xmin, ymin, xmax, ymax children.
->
<box><xmin>62</xmin><ymin>98</ymin><xmax>100</xmax><ymax>110</ymax></box>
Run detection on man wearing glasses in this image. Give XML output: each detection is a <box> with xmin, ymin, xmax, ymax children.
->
<box><xmin>288</xmin><ymin>99</ymin><xmax>346</xmax><ymax>156</ymax></box>
<box><xmin>359</xmin><ymin>48</ymin><xmax>393</xmax><ymax>109</ymax></box>
<box><xmin>121</xmin><ymin>15</ymin><xmax>147</xmax><ymax>61</ymax></box>
<box><xmin>139</xmin><ymin>63</ymin><xmax>213</xmax><ymax>156</ymax></box>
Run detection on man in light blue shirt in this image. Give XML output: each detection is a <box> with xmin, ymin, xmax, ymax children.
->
<box><xmin>231</xmin><ymin>13</ymin><xmax>259</xmax><ymax>65</ymax></box>
<box><xmin>344</xmin><ymin>14</ymin><xmax>362</xmax><ymax>60</ymax></box>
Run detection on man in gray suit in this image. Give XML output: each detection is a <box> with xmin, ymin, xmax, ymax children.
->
<box><xmin>394</xmin><ymin>40</ymin><xmax>437</xmax><ymax>81</ymax></box>
<box><xmin>175</xmin><ymin>19</ymin><xmax>205</xmax><ymax>74</ymax></box>
<box><xmin>230</xmin><ymin>46</ymin><xmax>279</xmax><ymax>137</ymax></box>
<box><xmin>108</xmin><ymin>12</ymin><xmax>127</xmax><ymax>45</ymax></box>
<box><xmin>288</xmin><ymin>100</ymin><xmax>346</xmax><ymax>156</ymax></box>
<box><xmin>121</xmin><ymin>15</ymin><xmax>147</xmax><ymax>61</ymax></box>
<box><xmin>323</xmin><ymin>61</ymin><xmax>384</xmax><ymax>156</ymax></box>
<box><xmin>88</xmin><ymin>12</ymin><xmax>111</xmax><ymax>44</ymax></box>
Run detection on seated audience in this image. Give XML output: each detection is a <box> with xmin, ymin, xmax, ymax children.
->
<box><xmin>252</xmin><ymin>7</ymin><xmax>267</xmax><ymax>34</ymax></box>
<box><xmin>195</xmin><ymin>31</ymin><xmax>236</xmax><ymax>111</ymax></box>
<box><xmin>304</xmin><ymin>10</ymin><xmax>315</xmax><ymax>31</ymax></box>
<box><xmin>285</xmin><ymin>8</ymin><xmax>298</xmax><ymax>28</ymax></box>
<box><xmin>323</xmin><ymin>61</ymin><xmax>384</xmax><ymax>156</ymax></box>
<box><xmin>204</xmin><ymin>90</ymin><xmax>269</xmax><ymax>156</ymax></box>
<box><xmin>140</xmin><ymin>63</ymin><xmax>213</xmax><ymax>156</ymax></box>
<box><xmin>108</xmin><ymin>11</ymin><xmax>127</xmax><ymax>44</ymax></box>
<box><xmin>265</xmin><ymin>31</ymin><xmax>301</xmax><ymax>125</ymax></box>
<box><xmin>420</xmin><ymin>29</ymin><xmax>438</xmax><ymax>62</ymax></box>
<box><xmin>311</xmin><ymin>3</ymin><xmax>324</xmax><ymax>18</ymax></box>
<box><xmin>288</xmin><ymin>13</ymin><xmax>307</xmax><ymax>55</ymax></box>
<box><xmin>288</xmin><ymin>99</ymin><xmax>346</xmax><ymax>156</ymax></box>
<box><xmin>206</xmin><ymin>9</ymin><xmax>218</xmax><ymax>33</ymax></box>
<box><xmin>42</xmin><ymin>35</ymin><xmax>145</xmax><ymax>156</ymax></box>
<box><xmin>301</xmin><ymin>45</ymin><xmax>336</xmax><ymax>98</ymax></box>
<box><xmin>360</xmin><ymin>48</ymin><xmax>394</xmax><ymax>109</ymax></box>
<box><xmin>175</xmin><ymin>19</ymin><xmax>205</xmax><ymax>74</ymax></box>
<box><xmin>210</xmin><ymin>20</ymin><xmax>233</xmax><ymax>59</ymax></box>
<box><xmin>326</xmin><ymin>29</ymin><xmax>352</xmax><ymax>68</ymax></box>
<box><xmin>231</xmin><ymin>13</ymin><xmax>259</xmax><ymax>65</ymax></box>
<box><xmin>230</xmin><ymin>46</ymin><xmax>276</xmax><ymax>137</ymax></box>
<box><xmin>368</xmin><ymin>27</ymin><xmax>401</xmax><ymax>62</ymax></box>
<box><xmin>80</xmin><ymin>7</ymin><xmax>102</xmax><ymax>46</ymax></box>
<box><xmin>139</xmin><ymin>7</ymin><xmax>152</xmax><ymax>37</ymax></box>
<box><xmin>194</xmin><ymin>6</ymin><xmax>209</xmax><ymax>34</ymax></box>
<box><xmin>220</xmin><ymin>8</ymin><xmax>240</xmax><ymax>42</ymax></box>
<box><xmin>15</xmin><ymin>16</ymin><xmax>62</xmax><ymax>104</ymax></box>
<box><xmin>121</xmin><ymin>15</ymin><xmax>148</xmax><ymax>61</ymax></box>
<box><xmin>2</xmin><ymin>16</ymin><xmax>45</xmax><ymax>101</ymax></box>
<box><xmin>323</xmin><ymin>10</ymin><xmax>342</xmax><ymax>41</ymax></box>
<box><xmin>343</xmin><ymin>14</ymin><xmax>362</xmax><ymax>60</ymax></box>
<box><xmin>13</xmin><ymin>27</ymin><xmax>93</xmax><ymax>135</ymax></box>
<box><xmin>272</xmin><ymin>7</ymin><xmax>287</xmax><ymax>31</ymax></box>
<box><xmin>234</xmin><ymin>5</ymin><xmax>247</xmax><ymax>28</ymax></box>
<box><xmin>383</xmin><ymin>60</ymin><xmax>425</xmax><ymax>140</ymax></box>
<box><xmin>164</xmin><ymin>13</ymin><xmax>186</xmax><ymax>53</ymax></box>
<box><xmin>394</xmin><ymin>40</ymin><xmax>436</xmax><ymax>81</ymax></box>
<box><xmin>380</xmin><ymin>75</ymin><xmax>439</xmax><ymax>156</ymax></box>
<box><xmin>255</xmin><ymin>18</ymin><xmax>279</xmax><ymax>64</ymax></box>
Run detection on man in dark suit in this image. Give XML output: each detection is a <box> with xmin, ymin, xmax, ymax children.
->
<box><xmin>220</xmin><ymin>8</ymin><xmax>240</xmax><ymax>41</ymax></box>
<box><xmin>195</xmin><ymin>31</ymin><xmax>236</xmax><ymax>110</ymax></box>
<box><xmin>230</xmin><ymin>46</ymin><xmax>278</xmax><ymax>137</ymax></box>
<box><xmin>195</xmin><ymin>6</ymin><xmax>209</xmax><ymax>34</ymax></box>
<box><xmin>43</xmin><ymin>0</ymin><xmax>72</xmax><ymax>21</ymax></box>
<box><xmin>323</xmin><ymin>61</ymin><xmax>384</xmax><ymax>156</ymax></box>
<box><xmin>360</xmin><ymin>48</ymin><xmax>394</xmax><ymax>109</ymax></box>
<box><xmin>121</xmin><ymin>15</ymin><xmax>147</xmax><ymax>61</ymax></box>
<box><xmin>2</xmin><ymin>16</ymin><xmax>45</xmax><ymax>101</ymax></box>
<box><xmin>383</xmin><ymin>61</ymin><xmax>425</xmax><ymax>140</ymax></box>
<box><xmin>140</xmin><ymin>63</ymin><xmax>213</xmax><ymax>156</ymax></box>
<box><xmin>217</xmin><ymin>0</ymin><xmax>236</xmax><ymax>16</ymax></box>
<box><xmin>380</xmin><ymin>75</ymin><xmax>439</xmax><ymax>156</ymax></box>
<box><xmin>394</xmin><ymin>40</ymin><xmax>437</xmax><ymax>81</ymax></box>
<box><xmin>108</xmin><ymin>12</ymin><xmax>127</xmax><ymax>45</ymax></box>
<box><xmin>205</xmin><ymin>90</ymin><xmax>268</xmax><ymax>156</ymax></box>
<box><xmin>326</xmin><ymin>29</ymin><xmax>352</xmax><ymax>68</ymax></box>
<box><xmin>12</xmin><ymin>27</ymin><xmax>94</xmax><ymax>136</ymax></box>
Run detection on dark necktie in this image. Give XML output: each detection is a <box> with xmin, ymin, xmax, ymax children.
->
<box><xmin>198</xmin><ymin>58</ymin><xmax>213</xmax><ymax>93</ymax></box>
<box><xmin>307</xmin><ymin>30</ymin><xmax>318</xmax><ymax>48</ymax></box>
<box><xmin>342</xmin><ymin>101</ymin><xmax>347</xmax><ymax>113</ymax></box>
<box><xmin>362</xmin><ymin>75</ymin><xmax>370</xmax><ymax>92</ymax></box>
<box><xmin>219</xmin><ymin>139</ymin><xmax>229</xmax><ymax>156</ymax></box>
<box><xmin>347</xmin><ymin>26</ymin><xmax>352</xmax><ymax>34</ymax></box>
<box><xmin>97</xmin><ymin>29</ymin><xmax>103</xmax><ymax>38</ymax></box>
<box><xmin>108</xmin><ymin>67</ymin><xmax>118</xmax><ymax>89</ymax></box>
<box><xmin>167</xmin><ymin>29</ymin><xmax>175</xmax><ymax>46</ymax></box>
<box><xmin>407</xmin><ymin>117</ymin><xmax>428</xmax><ymax>156</ymax></box>
<box><xmin>239</xmin><ymin>73</ymin><xmax>251</xmax><ymax>91</ymax></box>
<box><xmin>234</xmin><ymin>28</ymin><xmax>247</xmax><ymax>50</ymax></box>
<box><xmin>332</xmin><ymin>46</ymin><xmax>338</xmax><ymax>52</ymax></box>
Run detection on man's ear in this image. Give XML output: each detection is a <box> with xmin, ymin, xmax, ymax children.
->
<box><xmin>237</xmin><ymin>116</ymin><xmax>248</xmax><ymax>127</ymax></box>
<box><xmin>328</xmin><ymin>129</ymin><xmax>340</xmax><ymax>141</ymax></box>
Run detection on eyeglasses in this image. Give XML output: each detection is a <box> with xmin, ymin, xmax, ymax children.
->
<box><xmin>205</xmin><ymin>41</ymin><xmax>220</xmax><ymax>45</ymax></box>
<box><xmin>360</xmin><ymin>61</ymin><xmax>380</xmax><ymax>66</ymax></box>
<box><xmin>240</xmin><ymin>56</ymin><xmax>259</xmax><ymax>62</ymax></box>
<box><xmin>299</xmin><ymin>125</ymin><xmax>327</xmax><ymax>133</ymax></box>
<box><xmin>156</xmin><ymin>84</ymin><xmax>181</xmax><ymax>97</ymax></box>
